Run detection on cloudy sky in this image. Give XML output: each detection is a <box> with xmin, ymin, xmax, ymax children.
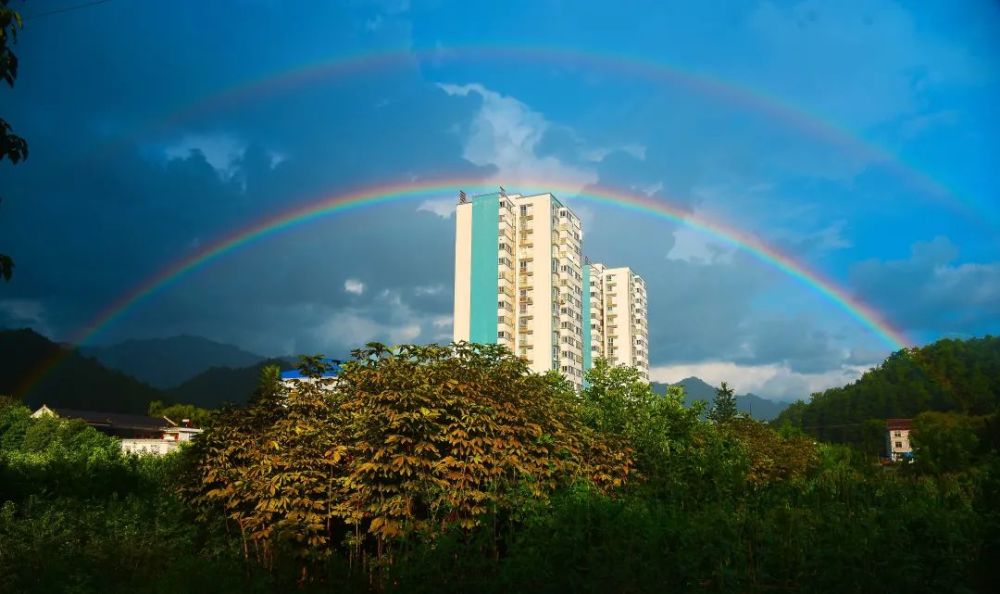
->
<box><xmin>1</xmin><ymin>0</ymin><xmax>997</xmax><ymax>399</ymax></box>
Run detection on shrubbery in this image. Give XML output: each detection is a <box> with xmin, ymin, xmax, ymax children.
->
<box><xmin>1</xmin><ymin>343</ymin><xmax>998</xmax><ymax>593</ymax></box>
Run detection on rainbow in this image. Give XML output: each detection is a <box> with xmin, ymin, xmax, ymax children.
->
<box><xmin>18</xmin><ymin>178</ymin><xmax>910</xmax><ymax>397</ymax></box>
<box><xmin>126</xmin><ymin>45</ymin><xmax>980</xmax><ymax>221</ymax></box>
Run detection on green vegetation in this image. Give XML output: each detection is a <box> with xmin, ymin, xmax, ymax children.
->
<box><xmin>707</xmin><ymin>381</ymin><xmax>738</xmax><ymax>423</ymax></box>
<box><xmin>1</xmin><ymin>340</ymin><xmax>998</xmax><ymax>593</ymax></box>
<box><xmin>1</xmin><ymin>0</ymin><xmax>28</xmax><ymax>281</ymax></box>
<box><xmin>775</xmin><ymin>336</ymin><xmax>1000</xmax><ymax>449</ymax></box>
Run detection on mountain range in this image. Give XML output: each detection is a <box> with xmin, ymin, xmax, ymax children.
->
<box><xmin>82</xmin><ymin>335</ymin><xmax>266</xmax><ymax>389</ymax></box>
<box><xmin>652</xmin><ymin>377</ymin><xmax>790</xmax><ymax>421</ymax></box>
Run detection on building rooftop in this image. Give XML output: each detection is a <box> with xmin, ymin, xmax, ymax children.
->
<box><xmin>36</xmin><ymin>406</ymin><xmax>173</xmax><ymax>431</ymax></box>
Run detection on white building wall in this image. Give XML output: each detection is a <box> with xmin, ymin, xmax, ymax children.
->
<box><xmin>453</xmin><ymin>201</ymin><xmax>473</xmax><ymax>342</ymax></box>
<box><xmin>449</xmin><ymin>192</ymin><xmax>585</xmax><ymax>388</ymax></box>
<box><xmin>588</xmin><ymin>265</ymin><xmax>649</xmax><ymax>380</ymax></box>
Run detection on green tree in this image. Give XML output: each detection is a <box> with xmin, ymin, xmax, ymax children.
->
<box><xmin>251</xmin><ymin>363</ymin><xmax>283</xmax><ymax>404</ymax></box>
<box><xmin>186</xmin><ymin>342</ymin><xmax>632</xmax><ymax>579</ymax></box>
<box><xmin>708</xmin><ymin>381</ymin><xmax>738</xmax><ymax>423</ymax></box>
<box><xmin>581</xmin><ymin>358</ymin><xmax>701</xmax><ymax>479</ymax></box>
<box><xmin>148</xmin><ymin>400</ymin><xmax>214</xmax><ymax>428</ymax></box>
<box><xmin>1</xmin><ymin>0</ymin><xmax>28</xmax><ymax>282</ymax></box>
<box><xmin>910</xmin><ymin>411</ymin><xmax>980</xmax><ymax>474</ymax></box>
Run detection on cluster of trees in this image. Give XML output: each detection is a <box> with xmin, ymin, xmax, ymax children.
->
<box><xmin>1</xmin><ymin>342</ymin><xmax>999</xmax><ymax>592</ymax></box>
<box><xmin>776</xmin><ymin>336</ymin><xmax>1000</xmax><ymax>451</ymax></box>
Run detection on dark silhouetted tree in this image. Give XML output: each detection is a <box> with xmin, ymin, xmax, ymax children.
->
<box><xmin>1</xmin><ymin>0</ymin><xmax>28</xmax><ymax>281</ymax></box>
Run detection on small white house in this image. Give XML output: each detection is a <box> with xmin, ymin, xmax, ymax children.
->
<box><xmin>32</xmin><ymin>405</ymin><xmax>202</xmax><ymax>455</ymax></box>
<box><xmin>886</xmin><ymin>418</ymin><xmax>913</xmax><ymax>462</ymax></box>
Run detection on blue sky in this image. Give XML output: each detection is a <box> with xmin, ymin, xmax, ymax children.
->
<box><xmin>1</xmin><ymin>0</ymin><xmax>997</xmax><ymax>399</ymax></box>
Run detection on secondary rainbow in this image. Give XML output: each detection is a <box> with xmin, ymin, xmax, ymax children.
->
<box><xmin>18</xmin><ymin>178</ymin><xmax>911</xmax><ymax>396</ymax></box>
<box><xmin>128</xmin><ymin>45</ymin><xmax>976</xmax><ymax>220</ymax></box>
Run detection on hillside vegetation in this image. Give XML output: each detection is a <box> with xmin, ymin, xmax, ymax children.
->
<box><xmin>0</xmin><ymin>329</ymin><xmax>162</xmax><ymax>414</ymax></box>
<box><xmin>775</xmin><ymin>336</ymin><xmax>1000</xmax><ymax>448</ymax></box>
<box><xmin>1</xmin><ymin>345</ymin><xmax>998</xmax><ymax>593</ymax></box>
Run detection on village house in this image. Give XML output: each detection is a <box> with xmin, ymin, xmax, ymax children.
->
<box><xmin>31</xmin><ymin>405</ymin><xmax>202</xmax><ymax>455</ymax></box>
<box><xmin>886</xmin><ymin>418</ymin><xmax>913</xmax><ymax>462</ymax></box>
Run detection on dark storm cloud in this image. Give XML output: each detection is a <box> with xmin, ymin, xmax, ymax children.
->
<box><xmin>0</xmin><ymin>1</ymin><xmax>487</xmax><ymax>352</ymax></box>
<box><xmin>851</xmin><ymin>237</ymin><xmax>1000</xmax><ymax>336</ymax></box>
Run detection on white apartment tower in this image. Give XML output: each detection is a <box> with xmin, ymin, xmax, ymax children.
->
<box><xmin>454</xmin><ymin>190</ymin><xmax>585</xmax><ymax>388</ymax></box>
<box><xmin>586</xmin><ymin>263</ymin><xmax>649</xmax><ymax>380</ymax></box>
<box><xmin>454</xmin><ymin>188</ymin><xmax>645</xmax><ymax>388</ymax></box>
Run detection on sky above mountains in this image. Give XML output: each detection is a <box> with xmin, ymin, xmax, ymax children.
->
<box><xmin>1</xmin><ymin>0</ymin><xmax>997</xmax><ymax>400</ymax></box>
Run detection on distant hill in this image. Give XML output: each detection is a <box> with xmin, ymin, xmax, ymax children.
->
<box><xmin>774</xmin><ymin>336</ymin><xmax>1000</xmax><ymax>445</ymax></box>
<box><xmin>652</xmin><ymin>376</ymin><xmax>790</xmax><ymax>421</ymax></box>
<box><xmin>82</xmin><ymin>335</ymin><xmax>265</xmax><ymax>389</ymax></box>
<box><xmin>169</xmin><ymin>359</ymin><xmax>294</xmax><ymax>409</ymax></box>
<box><xmin>0</xmin><ymin>328</ymin><xmax>164</xmax><ymax>414</ymax></box>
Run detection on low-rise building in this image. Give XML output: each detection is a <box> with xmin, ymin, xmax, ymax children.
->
<box><xmin>280</xmin><ymin>360</ymin><xmax>341</xmax><ymax>387</ymax></box>
<box><xmin>886</xmin><ymin>418</ymin><xmax>913</xmax><ymax>461</ymax></box>
<box><xmin>31</xmin><ymin>405</ymin><xmax>202</xmax><ymax>455</ymax></box>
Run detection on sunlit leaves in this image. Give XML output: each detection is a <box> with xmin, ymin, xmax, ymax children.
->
<box><xmin>185</xmin><ymin>342</ymin><xmax>633</xmax><ymax>574</ymax></box>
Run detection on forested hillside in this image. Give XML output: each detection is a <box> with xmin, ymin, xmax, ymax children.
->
<box><xmin>168</xmin><ymin>359</ymin><xmax>293</xmax><ymax>408</ymax></box>
<box><xmin>0</xmin><ymin>329</ymin><xmax>163</xmax><ymax>414</ymax></box>
<box><xmin>775</xmin><ymin>336</ymin><xmax>1000</xmax><ymax>445</ymax></box>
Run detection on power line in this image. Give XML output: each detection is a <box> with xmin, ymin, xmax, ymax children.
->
<box><xmin>23</xmin><ymin>0</ymin><xmax>114</xmax><ymax>21</ymax></box>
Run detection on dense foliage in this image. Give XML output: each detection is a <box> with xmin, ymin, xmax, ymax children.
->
<box><xmin>775</xmin><ymin>336</ymin><xmax>1000</xmax><ymax>448</ymax></box>
<box><xmin>186</xmin><ymin>344</ymin><xmax>631</xmax><ymax>575</ymax></box>
<box><xmin>1</xmin><ymin>339</ymin><xmax>998</xmax><ymax>593</ymax></box>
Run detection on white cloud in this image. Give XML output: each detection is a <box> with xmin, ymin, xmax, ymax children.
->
<box><xmin>164</xmin><ymin>133</ymin><xmax>246</xmax><ymax>178</ymax></box>
<box><xmin>317</xmin><ymin>311</ymin><xmax>419</xmax><ymax>346</ymax></box>
<box><xmin>414</xmin><ymin>284</ymin><xmax>445</xmax><ymax>296</ymax></box>
<box><xmin>437</xmin><ymin>83</ymin><xmax>597</xmax><ymax>190</ymax></box>
<box><xmin>649</xmin><ymin>360</ymin><xmax>870</xmax><ymax>401</ymax></box>
<box><xmin>417</xmin><ymin>198</ymin><xmax>455</xmax><ymax>218</ymax></box>
<box><xmin>667</xmin><ymin>226</ymin><xmax>736</xmax><ymax>264</ymax></box>
<box><xmin>344</xmin><ymin>278</ymin><xmax>365</xmax><ymax>295</ymax></box>
<box><xmin>581</xmin><ymin>143</ymin><xmax>647</xmax><ymax>163</ymax></box>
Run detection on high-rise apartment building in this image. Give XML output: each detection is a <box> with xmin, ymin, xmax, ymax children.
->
<box><xmin>454</xmin><ymin>189</ymin><xmax>645</xmax><ymax>388</ymax></box>
<box><xmin>586</xmin><ymin>264</ymin><xmax>649</xmax><ymax>380</ymax></box>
